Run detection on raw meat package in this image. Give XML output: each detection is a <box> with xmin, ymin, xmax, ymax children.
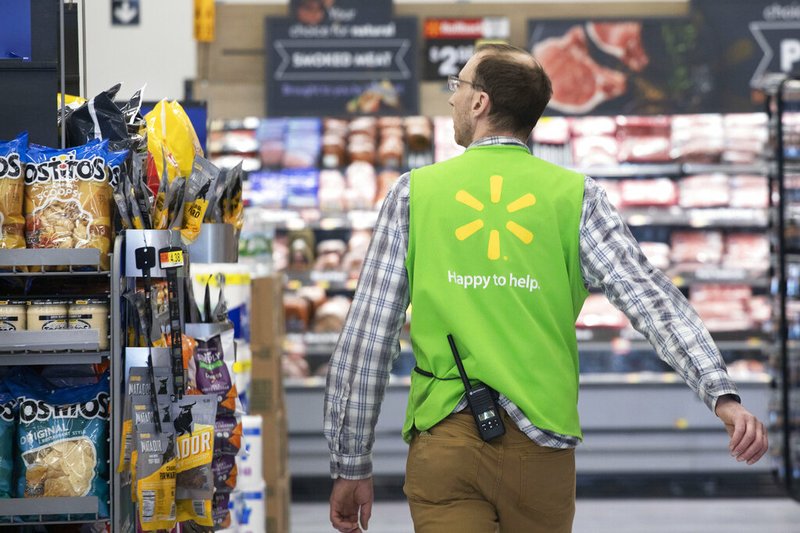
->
<box><xmin>617</xmin><ymin>136</ymin><xmax>672</xmax><ymax>163</ymax></box>
<box><xmin>595</xmin><ymin>180</ymin><xmax>621</xmax><ymax>209</ymax></box>
<box><xmin>572</xmin><ymin>136</ymin><xmax>618</xmax><ymax>167</ymax></box>
<box><xmin>670</xmin><ymin>231</ymin><xmax>723</xmax><ymax>267</ymax></box>
<box><xmin>615</xmin><ymin>115</ymin><xmax>671</xmax><ymax>137</ymax></box>
<box><xmin>689</xmin><ymin>284</ymin><xmax>753</xmax><ymax>332</ymax></box>
<box><xmin>638</xmin><ymin>242</ymin><xmax>671</xmax><ymax>271</ymax></box>
<box><xmin>671</xmin><ymin>114</ymin><xmax>724</xmax><ymax>163</ymax></box>
<box><xmin>576</xmin><ymin>294</ymin><xmax>628</xmax><ymax>329</ymax></box>
<box><xmin>532</xmin><ymin>117</ymin><xmax>570</xmax><ymax>145</ymax></box>
<box><xmin>619</xmin><ymin>178</ymin><xmax>678</xmax><ymax>207</ymax></box>
<box><xmin>679</xmin><ymin>174</ymin><xmax>730</xmax><ymax>208</ymax></box>
<box><xmin>729</xmin><ymin>176</ymin><xmax>768</xmax><ymax>208</ymax></box>
<box><xmin>722</xmin><ymin>233</ymin><xmax>768</xmax><ymax>272</ymax></box>
<box><xmin>569</xmin><ymin>116</ymin><xmax>617</xmax><ymax>137</ymax></box>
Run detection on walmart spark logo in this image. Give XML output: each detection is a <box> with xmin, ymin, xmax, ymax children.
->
<box><xmin>455</xmin><ymin>175</ymin><xmax>536</xmax><ymax>260</ymax></box>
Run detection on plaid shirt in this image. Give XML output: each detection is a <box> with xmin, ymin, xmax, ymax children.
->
<box><xmin>323</xmin><ymin>136</ymin><xmax>740</xmax><ymax>480</ymax></box>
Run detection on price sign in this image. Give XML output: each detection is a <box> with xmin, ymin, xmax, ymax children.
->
<box><xmin>423</xmin><ymin>18</ymin><xmax>509</xmax><ymax>81</ymax></box>
<box><xmin>427</xmin><ymin>42</ymin><xmax>475</xmax><ymax>78</ymax></box>
<box><xmin>158</xmin><ymin>248</ymin><xmax>184</xmax><ymax>269</ymax></box>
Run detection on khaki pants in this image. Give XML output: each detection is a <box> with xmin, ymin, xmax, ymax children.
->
<box><xmin>403</xmin><ymin>410</ymin><xmax>575</xmax><ymax>533</ymax></box>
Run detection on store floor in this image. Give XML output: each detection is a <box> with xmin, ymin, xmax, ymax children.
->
<box><xmin>291</xmin><ymin>498</ymin><xmax>800</xmax><ymax>532</ymax></box>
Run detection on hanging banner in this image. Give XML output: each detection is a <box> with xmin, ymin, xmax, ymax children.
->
<box><xmin>527</xmin><ymin>1</ymin><xmax>800</xmax><ymax>115</ymax></box>
<box><xmin>290</xmin><ymin>0</ymin><xmax>393</xmax><ymax>25</ymax></box>
<box><xmin>266</xmin><ymin>16</ymin><xmax>418</xmax><ymax>116</ymax></box>
<box><xmin>423</xmin><ymin>18</ymin><xmax>510</xmax><ymax>80</ymax></box>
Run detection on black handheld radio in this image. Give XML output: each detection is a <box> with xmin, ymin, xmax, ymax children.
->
<box><xmin>447</xmin><ymin>334</ymin><xmax>505</xmax><ymax>442</ymax></box>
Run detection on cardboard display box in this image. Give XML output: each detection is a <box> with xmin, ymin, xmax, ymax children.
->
<box><xmin>266</xmin><ymin>474</ymin><xmax>291</xmax><ymax>533</ymax></box>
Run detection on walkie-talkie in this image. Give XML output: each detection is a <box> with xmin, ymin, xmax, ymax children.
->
<box><xmin>447</xmin><ymin>334</ymin><xmax>505</xmax><ymax>441</ymax></box>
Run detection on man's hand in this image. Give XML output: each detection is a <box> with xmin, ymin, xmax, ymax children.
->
<box><xmin>715</xmin><ymin>395</ymin><xmax>768</xmax><ymax>465</ymax></box>
<box><xmin>330</xmin><ymin>477</ymin><xmax>374</xmax><ymax>532</ymax></box>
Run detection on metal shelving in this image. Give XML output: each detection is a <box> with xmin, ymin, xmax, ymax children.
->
<box><xmin>0</xmin><ymin>247</ymin><xmax>114</xmax><ymax>527</ymax></box>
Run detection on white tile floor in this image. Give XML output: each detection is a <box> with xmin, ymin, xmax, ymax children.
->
<box><xmin>291</xmin><ymin>498</ymin><xmax>800</xmax><ymax>532</ymax></box>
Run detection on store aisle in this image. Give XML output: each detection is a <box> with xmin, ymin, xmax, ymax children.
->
<box><xmin>291</xmin><ymin>498</ymin><xmax>800</xmax><ymax>532</ymax></box>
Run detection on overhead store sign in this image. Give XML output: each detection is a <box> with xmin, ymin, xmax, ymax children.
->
<box><xmin>527</xmin><ymin>0</ymin><xmax>800</xmax><ymax>116</ymax></box>
<box><xmin>290</xmin><ymin>0</ymin><xmax>393</xmax><ymax>25</ymax></box>
<box><xmin>266</xmin><ymin>16</ymin><xmax>418</xmax><ymax>116</ymax></box>
<box><xmin>423</xmin><ymin>18</ymin><xmax>510</xmax><ymax>80</ymax></box>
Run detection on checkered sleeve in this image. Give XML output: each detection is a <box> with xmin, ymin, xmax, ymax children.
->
<box><xmin>323</xmin><ymin>173</ymin><xmax>411</xmax><ymax>479</ymax></box>
<box><xmin>579</xmin><ymin>177</ymin><xmax>740</xmax><ymax>412</ymax></box>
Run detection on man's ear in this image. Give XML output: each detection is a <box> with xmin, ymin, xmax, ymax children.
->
<box><xmin>472</xmin><ymin>91</ymin><xmax>490</xmax><ymax>117</ymax></box>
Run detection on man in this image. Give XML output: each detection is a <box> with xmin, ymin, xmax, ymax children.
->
<box><xmin>324</xmin><ymin>43</ymin><xmax>768</xmax><ymax>533</ymax></box>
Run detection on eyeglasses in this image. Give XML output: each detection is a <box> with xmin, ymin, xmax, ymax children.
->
<box><xmin>447</xmin><ymin>75</ymin><xmax>483</xmax><ymax>93</ymax></box>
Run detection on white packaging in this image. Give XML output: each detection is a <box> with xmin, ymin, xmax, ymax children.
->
<box><xmin>237</xmin><ymin>483</ymin><xmax>266</xmax><ymax>533</ymax></box>
<box><xmin>238</xmin><ymin>415</ymin><xmax>264</xmax><ymax>489</ymax></box>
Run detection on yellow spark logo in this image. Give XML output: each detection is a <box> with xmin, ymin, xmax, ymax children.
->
<box><xmin>455</xmin><ymin>175</ymin><xmax>536</xmax><ymax>260</ymax></box>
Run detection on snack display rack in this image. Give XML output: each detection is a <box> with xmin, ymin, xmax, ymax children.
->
<box><xmin>0</xmin><ymin>247</ymin><xmax>113</xmax><ymax>527</ymax></box>
<box><xmin>766</xmin><ymin>75</ymin><xmax>800</xmax><ymax>502</ymax></box>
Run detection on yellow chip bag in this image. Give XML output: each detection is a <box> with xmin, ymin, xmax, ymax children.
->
<box><xmin>145</xmin><ymin>100</ymin><xmax>203</xmax><ymax>182</ymax></box>
<box><xmin>23</xmin><ymin>141</ymin><xmax>112</xmax><ymax>269</ymax></box>
<box><xmin>0</xmin><ymin>133</ymin><xmax>27</xmax><ymax>249</ymax></box>
<box><xmin>136</xmin><ymin>426</ymin><xmax>177</xmax><ymax>531</ymax></box>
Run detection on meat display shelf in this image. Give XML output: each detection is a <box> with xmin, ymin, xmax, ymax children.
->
<box><xmin>571</xmin><ymin>163</ymin><xmax>682</xmax><ymax>178</ymax></box>
<box><xmin>0</xmin><ymin>496</ymin><xmax>103</xmax><ymax>524</ymax></box>
<box><xmin>285</xmin><ymin>270</ymin><xmax>357</xmax><ymax>292</ymax></box>
<box><xmin>621</xmin><ymin>207</ymin><xmax>767</xmax><ymax>228</ymax></box>
<box><xmin>669</xmin><ymin>268</ymin><xmax>769</xmax><ymax>288</ymax></box>
<box><xmin>284</xmin><ymin>371</ymin><xmax>772</xmax><ymax>390</ymax></box>
<box><xmin>681</xmin><ymin>163</ymin><xmax>769</xmax><ymax>175</ymax></box>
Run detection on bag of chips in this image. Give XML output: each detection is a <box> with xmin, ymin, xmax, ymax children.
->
<box><xmin>0</xmin><ymin>133</ymin><xmax>27</xmax><ymax>249</ymax></box>
<box><xmin>24</xmin><ymin>141</ymin><xmax>112</xmax><ymax>269</ymax></box>
<box><xmin>0</xmin><ymin>390</ymin><xmax>15</xmax><ymax>498</ymax></box>
<box><xmin>9</xmin><ymin>374</ymin><xmax>110</xmax><ymax>517</ymax></box>
<box><xmin>135</xmin><ymin>423</ymin><xmax>177</xmax><ymax>531</ymax></box>
<box><xmin>172</xmin><ymin>394</ymin><xmax>217</xmax><ymax>526</ymax></box>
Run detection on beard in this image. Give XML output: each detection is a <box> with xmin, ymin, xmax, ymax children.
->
<box><xmin>453</xmin><ymin>110</ymin><xmax>474</xmax><ymax>148</ymax></box>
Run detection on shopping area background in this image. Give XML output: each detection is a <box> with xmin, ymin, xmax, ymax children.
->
<box><xmin>2</xmin><ymin>0</ymin><xmax>800</xmax><ymax>531</ymax></box>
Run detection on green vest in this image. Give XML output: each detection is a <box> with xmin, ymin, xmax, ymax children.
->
<box><xmin>404</xmin><ymin>143</ymin><xmax>588</xmax><ymax>443</ymax></box>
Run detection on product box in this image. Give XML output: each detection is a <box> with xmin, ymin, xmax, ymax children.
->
<box><xmin>261</xmin><ymin>408</ymin><xmax>289</xmax><ymax>484</ymax></box>
<box><xmin>250</xmin><ymin>274</ymin><xmax>285</xmax><ymax>350</ymax></box>
<box><xmin>266</xmin><ymin>474</ymin><xmax>291</xmax><ymax>533</ymax></box>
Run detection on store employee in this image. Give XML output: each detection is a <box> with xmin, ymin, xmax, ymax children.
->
<box><xmin>324</xmin><ymin>43</ymin><xmax>768</xmax><ymax>533</ymax></box>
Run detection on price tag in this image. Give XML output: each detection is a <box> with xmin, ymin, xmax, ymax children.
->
<box><xmin>159</xmin><ymin>248</ymin><xmax>184</xmax><ymax>269</ymax></box>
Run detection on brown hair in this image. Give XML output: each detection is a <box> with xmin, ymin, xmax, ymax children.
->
<box><xmin>472</xmin><ymin>43</ymin><xmax>552</xmax><ymax>138</ymax></box>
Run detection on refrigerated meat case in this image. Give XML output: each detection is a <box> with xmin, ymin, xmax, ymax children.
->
<box><xmin>767</xmin><ymin>75</ymin><xmax>800</xmax><ymax>502</ymax></box>
<box><xmin>227</xmin><ymin>114</ymin><xmax>775</xmax><ymax>492</ymax></box>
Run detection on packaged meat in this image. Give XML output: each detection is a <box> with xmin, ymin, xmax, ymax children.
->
<box><xmin>689</xmin><ymin>284</ymin><xmax>753</xmax><ymax>332</ymax></box>
<box><xmin>572</xmin><ymin>136</ymin><xmax>618</xmax><ymax>167</ymax></box>
<box><xmin>595</xmin><ymin>180</ymin><xmax>621</xmax><ymax>208</ymax></box>
<box><xmin>575</xmin><ymin>294</ymin><xmax>628</xmax><ymax>329</ymax></box>
<box><xmin>722</xmin><ymin>233</ymin><xmax>768</xmax><ymax>271</ymax></box>
<box><xmin>532</xmin><ymin>117</ymin><xmax>570</xmax><ymax>145</ymax></box>
<box><xmin>617</xmin><ymin>136</ymin><xmax>672</xmax><ymax>163</ymax></box>
<box><xmin>615</xmin><ymin>115</ymin><xmax>671</xmax><ymax>137</ymax></box>
<box><xmin>729</xmin><ymin>176</ymin><xmax>768</xmax><ymax>208</ymax></box>
<box><xmin>670</xmin><ymin>231</ymin><xmax>723</xmax><ymax>265</ymax></box>
<box><xmin>679</xmin><ymin>174</ymin><xmax>730</xmax><ymax>208</ymax></box>
<box><xmin>569</xmin><ymin>116</ymin><xmax>617</xmax><ymax>137</ymax></box>
<box><xmin>638</xmin><ymin>242</ymin><xmax>671</xmax><ymax>271</ymax></box>
<box><xmin>345</xmin><ymin>162</ymin><xmax>377</xmax><ymax>210</ymax></box>
<box><xmin>318</xmin><ymin>170</ymin><xmax>346</xmax><ymax>212</ymax></box>
<box><xmin>619</xmin><ymin>178</ymin><xmax>678</xmax><ymax>207</ymax></box>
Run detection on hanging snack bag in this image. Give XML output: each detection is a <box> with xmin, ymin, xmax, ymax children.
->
<box><xmin>120</xmin><ymin>367</ymin><xmax>174</xmax><ymax>476</ymax></box>
<box><xmin>0</xmin><ymin>391</ymin><xmax>16</xmax><ymax>498</ymax></box>
<box><xmin>211</xmin><ymin>454</ymin><xmax>238</xmax><ymax>493</ymax></box>
<box><xmin>136</xmin><ymin>423</ymin><xmax>177</xmax><ymax>531</ymax></box>
<box><xmin>191</xmin><ymin>330</ymin><xmax>240</xmax><ymax>416</ymax></box>
<box><xmin>214</xmin><ymin>416</ymin><xmax>243</xmax><ymax>458</ymax></box>
<box><xmin>145</xmin><ymin>99</ymin><xmax>203</xmax><ymax>183</ymax></box>
<box><xmin>0</xmin><ymin>133</ymin><xmax>28</xmax><ymax>249</ymax></box>
<box><xmin>223</xmin><ymin>162</ymin><xmax>244</xmax><ymax>236</ymax></box>
<box><xmin>181</xmin><ymin>157</ymin><xmax>219</xmax><ymax>244</ymax></box>
<box><xmin>172</xmin><ymin>394</ymin><xmax>217</xmax><ymax>526</ymax></box>
<box><xmin>106</xmin><ymin>148</ymin><xmax>130</xmax><ymax>190</ymax></box>
<box><xmin>24</xmin><ymin>140</ymin><xmax>112</xmax><ymax>269</ymax></box>
<box><xmin>10</xmin><ymin>374</ymin><xmax>110</xmax><ymax>517</ymax></box>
